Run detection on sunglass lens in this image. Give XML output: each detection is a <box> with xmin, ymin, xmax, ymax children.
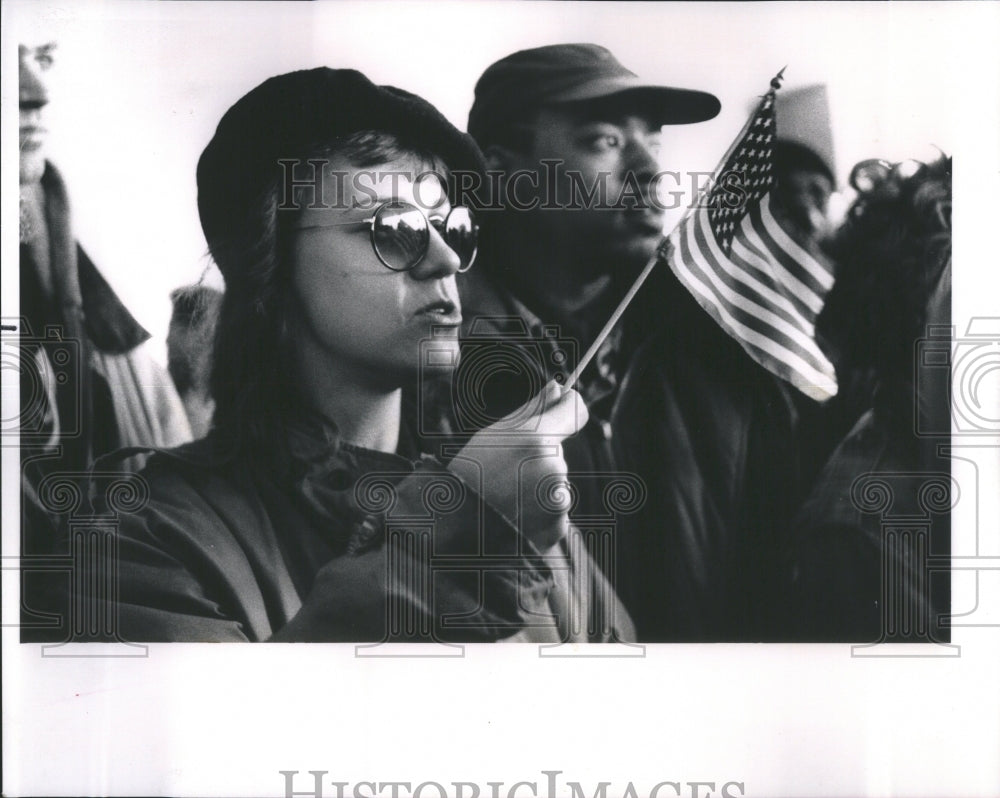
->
<box><xmin>444</xmin><ymin>207</ymin><xmax>478</xmax><ymax>272</ymax></box>
<box><xmin>374</xmin><ymin>202</ymin><xmax>428</xmax><ymax>271</ymax></box>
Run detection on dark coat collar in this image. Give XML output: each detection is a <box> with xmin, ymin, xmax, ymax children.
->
<box><xmin>39</xmin><ymin>162</ymin><xmax>150</xmax><ymax>354</ymax></box>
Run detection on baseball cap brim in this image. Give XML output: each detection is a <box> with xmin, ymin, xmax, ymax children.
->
<box><xmin>553</xmin><ymin>77</ymin><xmax>721</xmax><ymax>125</ymax></box>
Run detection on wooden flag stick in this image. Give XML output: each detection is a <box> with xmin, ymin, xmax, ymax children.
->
<box><xmin>563</xmin><ymin>239</ymin><xmax>669</xmax><ymax>391</ymax></box>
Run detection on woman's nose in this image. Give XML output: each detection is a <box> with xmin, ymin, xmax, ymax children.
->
<box><xmin>411</xmin><ymin>223</ymin><xmax>462</xmax><ymax>279</ymax></box>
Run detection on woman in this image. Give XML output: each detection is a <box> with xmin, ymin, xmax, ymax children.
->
<box><xmin>57</xmin><ymin>68</ymin><xmax>634</xmax><ymax>643</ymax></box>
<box><xmin>789</xmin><ymin>156</ymin><xmax>952</xmax><ymax>641</ymax></box>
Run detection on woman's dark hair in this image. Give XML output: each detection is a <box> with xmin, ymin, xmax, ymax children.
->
<box><xmin>817</xmin><ymin>155</ymin><xmax>951</xmax><ymax>429</ymax></box>
<box><xmin>207</xmin><ymin>131</ymin><xmax>446</xmax><ymax>461</ymax></box>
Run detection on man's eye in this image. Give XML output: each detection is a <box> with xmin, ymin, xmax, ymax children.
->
<box><xmin>584</xmin><ymin>134</ymin><xmax>621</xmax><ymax>152</ymax></box>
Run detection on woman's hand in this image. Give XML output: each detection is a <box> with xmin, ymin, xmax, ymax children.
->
<box><xmin>273</xmin><ymin>381</ymin><xmax>589</xmax><ymax>642</ymax></box>
<box><xmin>447</xmin><ymin>381</ymin><xmax>589</xmax><ymax>551</ymax></box>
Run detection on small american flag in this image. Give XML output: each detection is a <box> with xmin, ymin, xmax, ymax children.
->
<box><xmin>666</xmin><ymin>71</ymin><xmax>838</xmax><ymax>401</ymax></box>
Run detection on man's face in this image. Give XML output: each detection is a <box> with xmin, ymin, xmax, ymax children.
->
<box><xmin>508</xmin><ymin>103</ymin><xmax>666</xmax><ymax>278</ymax></box>
<box><xmin>773</xmin><ymin>168</ymin><xmax>834</xmax><ymax>249</ymax></box>
<box><xmin>19</xmin><ymin>42</ymin><xmax>55</xmax><ymax>184</ymax></box>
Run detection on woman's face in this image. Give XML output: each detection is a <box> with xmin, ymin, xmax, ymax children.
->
<box><xmin>289</xmin><ymin>154</ymin><xmax>464</xmax><ymax>387</ymax></box>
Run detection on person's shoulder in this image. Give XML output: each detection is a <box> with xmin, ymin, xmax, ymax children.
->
<box><xmin>102</xmin><ymin>433</ymin><xmax>272</xmax><ymax>549</ymax></box>
<box><xmin>108</xmin><ymin>433</ymin><xmax>242</xmax><ymax>507</ymax></box>
<box><xmin>141</xmin><ymin>431</ymin><xmax>237</xmax><ymax>478</ymax></box>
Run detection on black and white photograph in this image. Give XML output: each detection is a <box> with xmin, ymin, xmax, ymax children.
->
<box><xmin>3</xmin><ymin>1</ymin><xmax>999</xmax><ymax>796</ymax></box>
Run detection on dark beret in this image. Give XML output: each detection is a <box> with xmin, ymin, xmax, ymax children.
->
<box><xmin>197</xmin><ymin>67</ymin><xmax>486</xmax><ymax>270</ymax></box>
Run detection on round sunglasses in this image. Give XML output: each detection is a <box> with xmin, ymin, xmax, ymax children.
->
<box><xmin>294</xmin><ymin>200</ymin><xmax>478</xmax><ymax>273</ymax></box>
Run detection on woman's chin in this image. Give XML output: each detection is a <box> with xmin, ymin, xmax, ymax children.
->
<box><xmin>413</xmin><ymin>332</ymin><xmax>461</xmax><ymax>377</ymax></box>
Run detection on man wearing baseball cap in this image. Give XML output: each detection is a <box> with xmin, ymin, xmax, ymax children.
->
<box><xmin>455</xmin><ymin>43</ymin><xmax>719</xmax><ymax>559</ymax></box>
<box><xmin>465</xmin><ymin>44</ymin><xmax>718</xmax><ymax>317</ymax></box>
<box><xmin>459</xmin><ymin>44</ymin><xmax>813</xmax><ymax>643</ymax></box>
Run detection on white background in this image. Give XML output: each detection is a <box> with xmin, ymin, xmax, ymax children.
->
<box><xmin>3</xmin><ymin>2</ymin><xmax>1000</xmax><ymax>797</ymax></box>
<box><xmin>2</xmin><ymin>0</ymin><xmax>983</xmax><ymax>357</ymax></box>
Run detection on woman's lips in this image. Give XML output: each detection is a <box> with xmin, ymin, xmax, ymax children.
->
<box><xmin>416</xmin><ymin>300</ymin><xmax>462</xmax><ymax>325</ymax></box>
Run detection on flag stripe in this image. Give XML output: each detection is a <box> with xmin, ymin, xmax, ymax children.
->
<box><xmin>670</xmin><ymin>226</ymin><xmax>838</xmax><ymax>395</ymax></box>
<box><xmin>740</xmin><ymin>205</ymin><xmax>830</xmax><ymax>302</ymax></box>
<box><xmin>689</xmin><ymin>213</ymin><xmax>819</xmax><ymax>354</ymax></box>
<box><xmin>758</xmin><ymin>194</ymin><xmax>834</xmax><ymax>290</ymax></box>
<box><xmin>729</xmin><ymin>224</ymin><xmax>822</xmax><ymax>321</ymax></box>
<box><xmin>734</xmin><ymin>225</ymin><xmax>825</xmax><ymax>318</ymax></box>
<box><xmin>680</xmin><ymin>218</ymin><xmax>833</xmax><ymax>372</ymax></box>
<box><xmin>664</xmin><ymin>81</ymin><xmax>838</xmax><ymax>401</ymax></box>
<box><xmin>692</xmin><ymin>211</ymin><xmax>819</xmax><ymax>332</ymax></box>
